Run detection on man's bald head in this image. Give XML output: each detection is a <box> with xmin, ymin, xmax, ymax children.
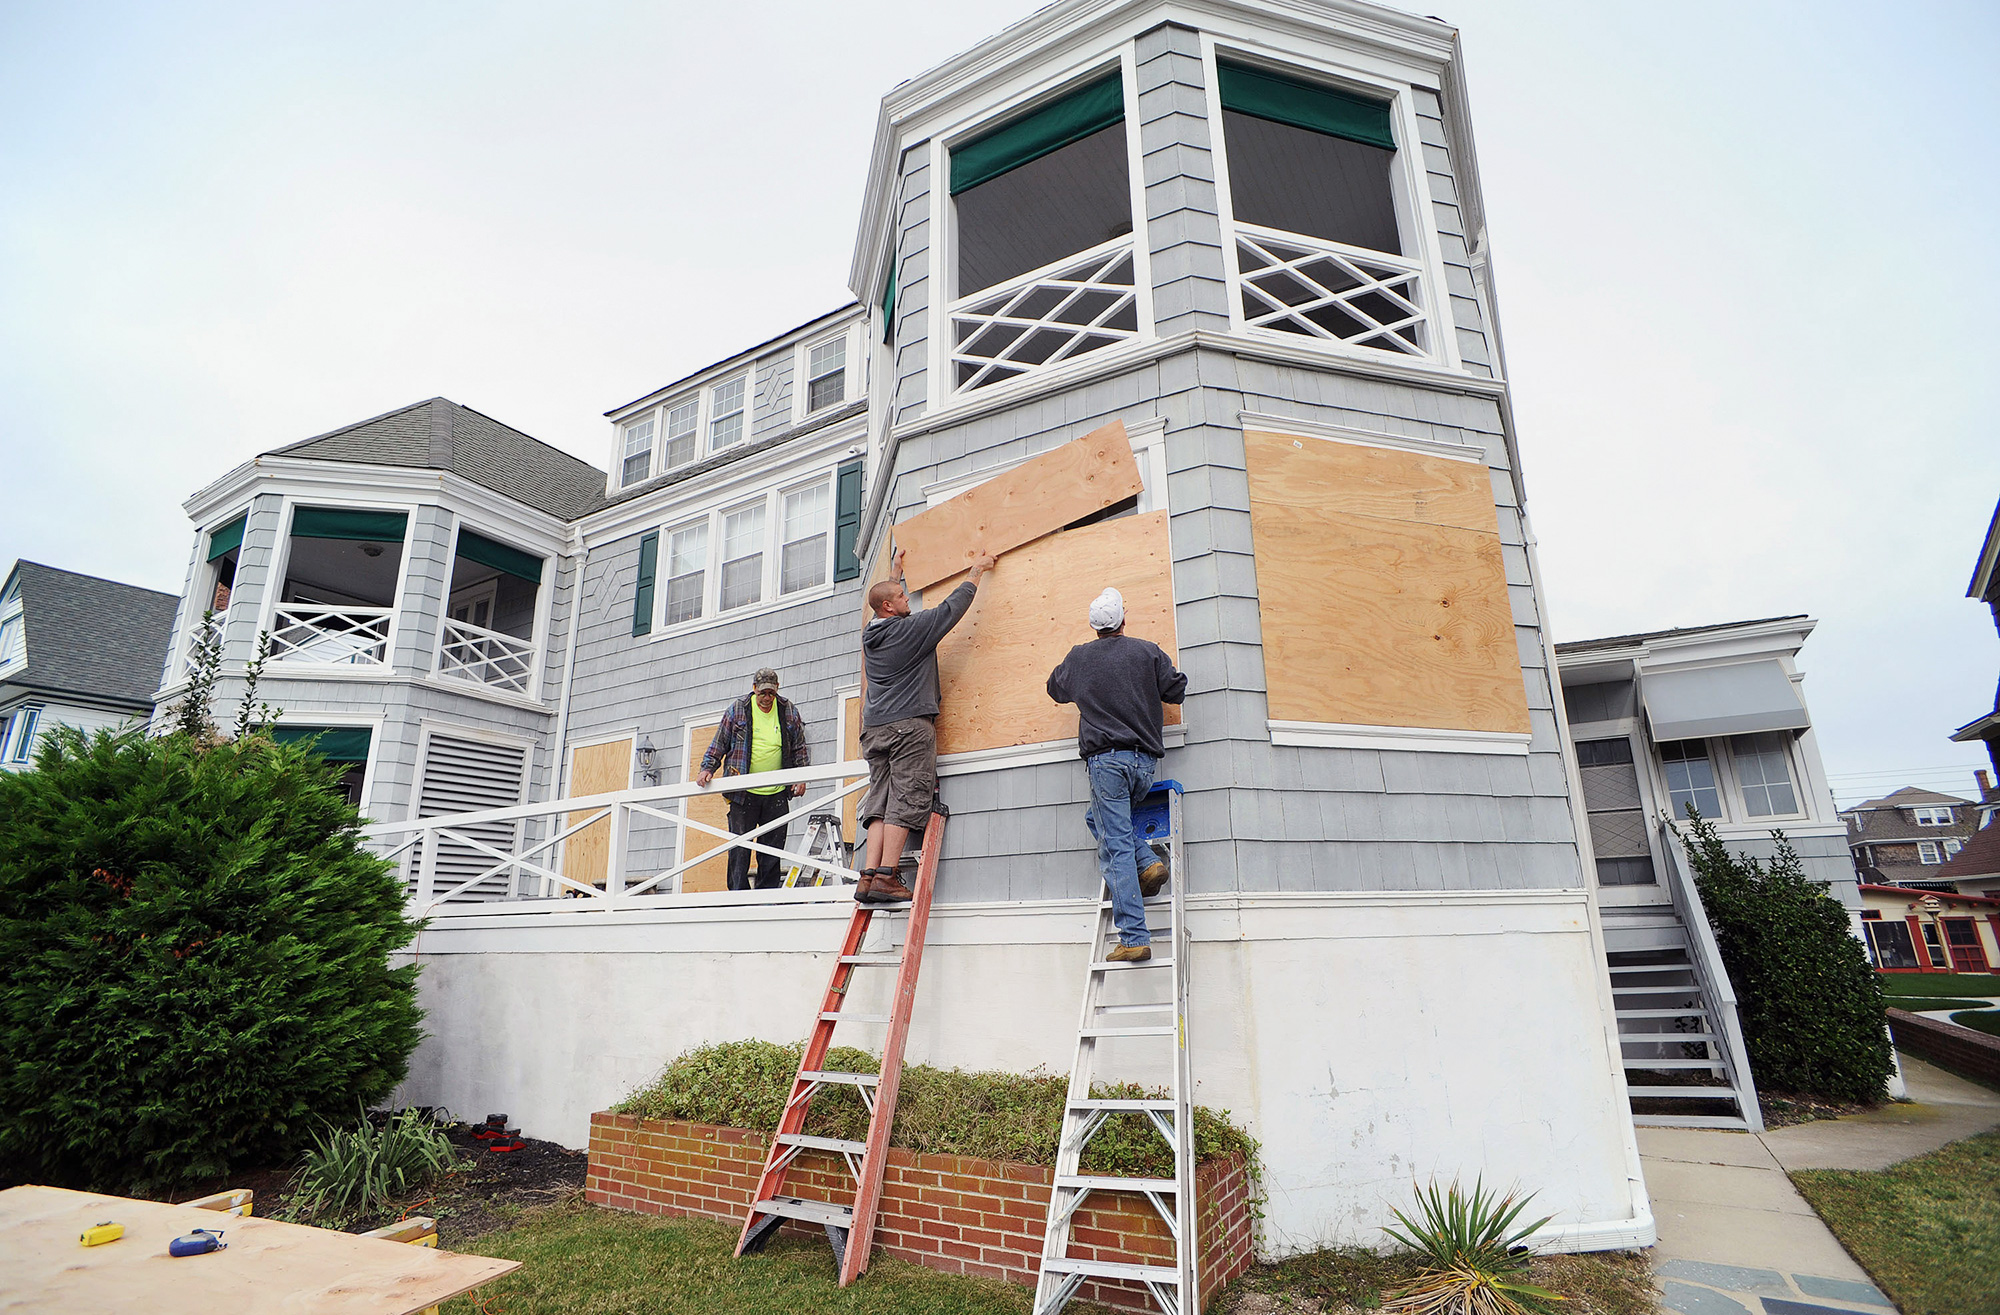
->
<box><xmin>868</xmin><ymin>579</ymin><xmax>908</xmax><ymax>617</ymax></box>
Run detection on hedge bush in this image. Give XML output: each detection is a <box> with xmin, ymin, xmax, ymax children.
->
<box><xmin>1681</xmin><ymin>811</ymin><xmax>1892</xmax><ymax>1103</ymax></box>
<box><xmin>0</xmin><ymin>727</ymin><xmax>423</xmax><ymax>1193</ymax></box>
<box><xmin>616</xmin><ymin>1039</ymin><xmax>1258</xmax><ymax>1180</ymax></box>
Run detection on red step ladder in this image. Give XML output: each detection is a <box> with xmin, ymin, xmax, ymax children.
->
<box><xmin>734</xmin><ymin>802</ymin><xmax>947</xmax><ymax>1285</ymax></box>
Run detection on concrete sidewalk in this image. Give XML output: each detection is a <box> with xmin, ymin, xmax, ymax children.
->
<box><xmin>1640</xmin><ymin>1053</ymin><xmax>2000</xmax><ymax>1314</ymax></box>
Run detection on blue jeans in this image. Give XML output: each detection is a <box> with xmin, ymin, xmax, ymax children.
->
<box><xmin>1084</xmin><ymin>750</ymin><xmax>1159</xmax><ymax>948</ymax></box>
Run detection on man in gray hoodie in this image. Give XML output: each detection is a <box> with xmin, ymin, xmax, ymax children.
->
<box><xmin>855</xmin><ymin>546</ymin><xmax>995</xmax><ymax>903</ymax></box>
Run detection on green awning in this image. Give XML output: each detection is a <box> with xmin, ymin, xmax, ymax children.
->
<box><xmin>1217</xmin><ymin>60</ymin><xmax>1395</xmax><ymax>151</ymax></box>
<box><xmin>456</xmin><ymin>528</ymin><xmax>543</xmax><ymax>584</ymax></box>
<box><xmin>950</xmin><ymin>71</ymin><xmax>1124</xmax><ymax>195</ymax></box>
<box><xmin>269</xmin><ymin>725</ymin><xmax>372</xmax><ymax>763</ymax></box>
<box><xmin>206</xmin><ymin>515</ymin><xmax>246</xmax><ymax>561</ymax></box>
<box><xmin>292</xmin><ymin>507</ymin><xmax>409</xmax><ymax>543</ymax></box>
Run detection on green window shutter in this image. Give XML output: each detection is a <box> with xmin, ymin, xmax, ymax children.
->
<box><xmin>456</xmin><ymin>528</ymin><xmax>544</xmax><ymax>583</ymax></box>
<box><xmin>632</xmin><ymin>531</ymin><xmax>659</xmax><ymax>637</ymax></box>
<box><xmin>833</xmin><ymin>459</ymin><xmax>865</xmax><ymax>583</ymax></box>
<box><xmin>1217</xmin><ymin>60</ymin><xmax>1396</xmax><ymax>151</ymax></box>
<box><xmin>206</xmin><ymin>515</ymin><xmax>247</xmax><ymax>561</ymax></box>
<box><xmin>268</xmin><ymin>725</ymin><xmax>372</xmax><ymax>763</ymax></box>
<box><xmin>950</xmin><ymin>71</ymin><xmax>1125</xmax><ymax>195</ymax></box>
<box><xmin>880</xmin><ymin>259</ymin><xmax>898</xmax><ymax>345</ymax></box>
<box><xmin>291</xmin><ymin>507</ymin><xmax>410</xmax><ymax>542</ymax></box>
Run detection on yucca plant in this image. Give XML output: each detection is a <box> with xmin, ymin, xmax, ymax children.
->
<box><xmin>289</xmin><ymin>1109</ymin><xmax>467</xmax><ymax>1223</ymax></box>
<box><xmin>1380</xmin><ymin>1177</ymin><xmax>1563</xmax><ymax>1314</ymax></box>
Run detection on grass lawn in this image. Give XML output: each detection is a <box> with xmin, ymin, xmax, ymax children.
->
<box><xmin>1890</xmin><ymin>998</ymin><xmax>2000</xmax><ymax>1012</ymax></box>
<box><xmin>1791</xmin><ymin>1130</ymin><xmax>2000</xmax><ymax>1315</ymax></box>
<box><xmin>1880</xmin><ymin>973</ymin><xmax>2000</xmax><ymax>997</ymax></box>
<box><xmin>1953</xmin><ymin>1010</ymin><xmax>2000</xmax><ymax>1037</ymax></box>
<box><xmin>440</xmin><ymin>1197</ymin><xmax>1033</xmax><ymax>1314</ymax></box>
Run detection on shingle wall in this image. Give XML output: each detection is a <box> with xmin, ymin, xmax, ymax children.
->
<box><xmin>1137</xmin><ymin>23</ymin><xmax>1229</xmax><ymax>338</ymax></box>
<box><xmin>1412</xmin><ymin>88</ymin><xmax>1494</xmax><ymax>376</ymax></box>
<box><xmin>890</xmin><ymin>146</ymin><xmax>932</xmax><ymax>429</ymax></box>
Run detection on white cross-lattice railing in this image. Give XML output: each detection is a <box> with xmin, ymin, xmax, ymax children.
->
<box><xmin>269</xmin><ymin>605</ymin><xmax>394</xmax><ymax>666</ymax></box>
<box><xmin>950</xmin><ymin>237</ymin><xmax>1141</xmax><ymax>393</ymax></box>
<box><xmin>1234</xmin><ymin>223</ymin><xmax>1431</xmax><ymax>359</ymax></box>
<box><xmin>437</xmin><ymin>618</ymin><xmax>536</xmax><ymax>694</ymax></box>
<box><xmin>360</xmin><ymin>760</ymin><xmax>871</xmax><ymax>917</ymax></box>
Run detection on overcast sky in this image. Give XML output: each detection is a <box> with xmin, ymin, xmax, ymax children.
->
<box><xmin>2</xmin><ymin>0</ymin><xmax>1994</xmax><ymax>805</ymax></box>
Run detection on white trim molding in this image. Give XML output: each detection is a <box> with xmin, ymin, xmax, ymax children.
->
<box><xmin>938</xmin><ymin>723</ymin><xmax>1189</xmax><ymax>777</ymax></box>
<box><xmin>1268</xmin><ymin>719</ymin><xmax>1532</xmax><ymax>755</ymax></box>
<box><xmin>1236</xmin><ymin>409</ymin><xmax>1485</xmax><ymax>463</ymax></box>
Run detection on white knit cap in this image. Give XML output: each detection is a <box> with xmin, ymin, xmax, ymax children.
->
<box><xmin>1088</xmin><ymin>587</ymin><xmax>1125</xmax><ymax>632</ymax></box>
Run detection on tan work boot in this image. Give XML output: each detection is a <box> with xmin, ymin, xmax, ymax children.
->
<box><xmin>1138</xmin><ymin>860</ymin><xmax>1169</xmax><ymax>898</ymax></box>
<box><xmin>1106</xmin><ymin>944</ymin><xmax>1151</xmax><ymax>963</ymax></box>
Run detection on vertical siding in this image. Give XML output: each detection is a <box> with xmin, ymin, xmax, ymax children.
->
<box><xmin>890</xmin><ymin>145</ymin><xmax>932</xmax><ymax>428</ymax></box>
<box><xmin>1135</xmin><ymin>23</ymin><xmax>1229</xmax><ymax>337</ymax></box>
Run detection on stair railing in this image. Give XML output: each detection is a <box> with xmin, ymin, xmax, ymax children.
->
<box><xmin>1656</xmin><ymin>818</ymin><xmax>1764</xmax><ymax>1132</ymax></box>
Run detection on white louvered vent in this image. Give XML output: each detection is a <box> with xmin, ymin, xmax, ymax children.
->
<box><xmin>416</xmin><ymin>732</ymin><xmax>529</xmax><ymax>902</ymax></box>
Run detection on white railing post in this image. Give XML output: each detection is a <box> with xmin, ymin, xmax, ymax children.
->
<box><xmin>604</xmin><ymin>802</ymin><xmax>630</xmax><ymax>900</ymax></box>
<box><xmin>414</xmin><ymin>829</ymin><xmax>438</xmax><ymax>906</ymax></box>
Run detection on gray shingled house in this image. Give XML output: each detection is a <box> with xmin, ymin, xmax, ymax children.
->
<box><xmin>0</xmin><ymin>561</ymin><xmax>178</xmax><ymax>768</ymax></box>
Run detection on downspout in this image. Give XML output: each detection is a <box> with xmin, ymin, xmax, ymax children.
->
<box><xmin>549</xmin><ymin>529</ymin><xmax>587</xmax><ymax>800</ymax></box>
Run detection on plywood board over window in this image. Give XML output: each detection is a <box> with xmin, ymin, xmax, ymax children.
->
<box><xmin>682</xmin><ymin>723</ymin><xmax>731</xmax><ymax>893</ymax></box>
<box><xmin>1243</xmin><ymin>430</ymin><xmax>1529</xmax><ymax>736</ymax></box>
<box><xmin>928</xmin><ymin>510</ymin><xmax>1179</xmax><ymax>755</ymax></box>
<box><xmin>893</xmin><ymin>418</ymin><xmax>1143</xmax><ymax>592</ymax></box>
<box><xmin>564</xmin><ymin>736</ymin><xmax>633</xmax><ymax>890</ymax></box>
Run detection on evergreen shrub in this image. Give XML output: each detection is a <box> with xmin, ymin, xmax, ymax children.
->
<box><xmin>1680</xmin><ymin>810</ymin><xmax>1893</xmax><ymax>1103</ymax></box>
<box><xmin>0</xmin><ymin>727</ymin><xmax>423</xmax><ymax>1193</ymax></box>
<box><xmin>617</xmin><ymin>1039</ymin><xmax>1258</xmax><ymax>1180</ymax></box>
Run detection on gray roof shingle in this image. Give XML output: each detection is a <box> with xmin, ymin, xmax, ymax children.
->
<box><xmin>269</xmin><ymin>398</ymin><xmax>609</xmax><ymax>521</ymax></box>
<box><xmin>4</xmin><ymin>562</ymin><xmax>179</xmax><ymax>707</ymax></box>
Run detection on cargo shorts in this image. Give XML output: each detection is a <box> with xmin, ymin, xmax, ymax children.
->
<box><xmin>859</xmin><ymin>716</ymin><xmax>938</xmax><ymax>832</ymax></box>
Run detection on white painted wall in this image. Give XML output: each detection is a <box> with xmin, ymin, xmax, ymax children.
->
<box><xmin>389</xmin><ymin>889</ymin><xmax>1649</xmax><ymax>1255</ymax></box>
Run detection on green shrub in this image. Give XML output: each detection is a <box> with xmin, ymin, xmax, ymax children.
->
<box><xmin>290</xmin><ymin>1109</ymin><xmax>466</xmax><ymax>1223</ymax></box>
<box><xmin>1381</xmin><ymin>1178</ymin><xmax>1561</xmax><ymax>1314</ymax></box>
<box><xmin>0</xmin><ymin>727</ymin><xmax>423</xmax><ymax>1193</ymax></box>
<box><xmin>617</xmin><ymin>1039</ymin><xmax>1257</xmax><ymax>1179</ymax></box>
<box><xmin>1680</xmin><ymin>811</ymin><xmax>1893</xmax><ymax>1104</ymax></box>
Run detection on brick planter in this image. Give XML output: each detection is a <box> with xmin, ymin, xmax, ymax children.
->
<box><xmin>586</xmin><ymin>1112</ymin><xmax>1255</xmax><ymax>1311</ymax></box>
<box><xmin>1887</xmin><ymin>1007</ymin><xmax>2000</xmax><ymax>1087</ymax></box>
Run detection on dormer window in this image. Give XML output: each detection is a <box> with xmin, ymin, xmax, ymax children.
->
<box><xmin>1913</xmin><ymin>806</ymin><xmax>1955</xmax><ymax>826</ymax></box>
<box><xmin>621</xmin><ymin>416</ymin><xmax>655</xmax><ymax>487</ymax></box>
<box><xmin>663</xmin><ymin>399</ymin><xmax>699</xmax><ymax>469</ymax></box>
<box><xmin>708</xmin><ymin>377</ymin><xmax>747</xmax><ymax>452</ymax></box>
<box><xmin>0</xmin><ymin>574</ymin><xmax>23</xmax><ymax>668</ymax></box>
<box><xmin>948</xmin><ymin>69</ymin><xmax>1140</xmax><ymax>392</ymax></box>
<box><xmin>805</xmin><ymin>337</ymin><xmax>846</xmax><ymax>412</ymax></box>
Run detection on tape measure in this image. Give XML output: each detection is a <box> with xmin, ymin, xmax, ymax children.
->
<box><xmin>80</xmin><ymin>1222</ymin><xmax>123</xmax><ymax>1247</ymax></box>
<box><xmin>170</xmin><ymin>1228</ymin><xmax>227</xmax><ymax>1257</ymax></box>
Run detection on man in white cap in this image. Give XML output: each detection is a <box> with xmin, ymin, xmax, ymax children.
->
<box><xmin>1046</xmin><ymin>587</ymin><xmax>1188</xmax><ymax>962</ymax></box>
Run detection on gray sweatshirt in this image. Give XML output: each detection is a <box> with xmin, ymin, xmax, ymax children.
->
<box><xmin>861</xmin><ymin>581</ymin><xmax>978</xmax><ymax>726</ymax></box>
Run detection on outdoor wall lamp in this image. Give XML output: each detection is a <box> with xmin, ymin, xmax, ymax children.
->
<box><xmin>636</xmin><ymin>736</ymin><xmax>660</xmax><ymax>786</ymax></box>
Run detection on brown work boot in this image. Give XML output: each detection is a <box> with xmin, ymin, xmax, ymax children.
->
<box><xmin>872</xmin><ymin>871</ymin><xmax>915</xmax><ymax>903</ymax></box>
<box><xmin>853</xmin><ymin>870</ymin><xmax>883</xmax><ymax>904</ymax></box>
<box><xmin>1106</xmin><ymin>944</ymin><xmax>1152</xmax><ymax>964</ymax></box>
<box><xmin>1138</xmin><ymin>860</ymin><xmax>1169</xmax><ymax>898</ymax></box>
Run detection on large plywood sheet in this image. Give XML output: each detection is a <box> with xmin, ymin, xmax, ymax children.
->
<box><xmin>564</xmin><ymin>736</ymin><xmax>631</xmax><ymax>888</ymax></box>
<box><xmin>0</xmin><ymin>1184</ymin><xmax>516</xmax><ymax>1314</ymax></box>
<box><xmin>1244</xmin><ymin>434</ymin><xmax>1530</xmax><ymax>735</ymax></box>
<box><xmin>930</xmin><ymin>510</ymin><xmax>1180</xmax><ymax>756</ymax></box>
<box><xmin>895</xmin><ymin>419</ymin><xmax>1143</xmax><ymax>592</ymax></box>
<box><xmin>682</xmin><ymin>723</ymin><xmax>730</xmax><ymax>893</ymax></box>
<box><xmin>840</xmin><ymin>693</ymin><xmax>862</xmax><ymax>845</ymax></box>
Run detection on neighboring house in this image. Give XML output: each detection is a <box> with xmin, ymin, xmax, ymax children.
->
<box><xmin>1952</xmin><ymin>497</ymin><xmax>2000</xmax><ymax>773</ymax></box>
<box><xmin>1555</xmin><ymin>615</ymin><xmax>1851</xmax><ymax>1128</ymax></box>
<box><xmin>1933</xmin><ymin>776</ymin><xmax>2000</xmax><ymax>901</ymax></box>
<box><xmin>1842</xmin><ymin>784</ymin><xmax>1985</xmax><ymax>887</ymax></box>
<box><xmin>0</xmin><ymin>561</ymin><xmax>178</xmax><ymax>770</ymax></box>
<box><xmin>158</xmin><ymin>0</ymin><xmax>1666</xmax><ymax>1252</ymax></box>
<box><xmin>1859</xmin><ymin>884</ymin><xmax>2000</xmax><ymax>974</ymax></box>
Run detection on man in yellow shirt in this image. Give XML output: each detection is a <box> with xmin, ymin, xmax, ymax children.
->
<box><xmin>696</xmin><ymin>667</ymin><xmax>810</xmax><ymax>891</ymax></box>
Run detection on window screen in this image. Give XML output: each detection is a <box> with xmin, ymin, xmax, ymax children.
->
<box><xmin>1222</xmin><ymin>110</ymin><xmax>1401</xmax><ymax>254</ymax></box>
<box><xmin>1576</xmin><ymin>737</ymin><xmax>1654</xmax><ymax>886</ymax></box>
<box><xmin>956</xmin><ymin>124</ymin><xmax>1131</xmax><ymax>296</ymax></box>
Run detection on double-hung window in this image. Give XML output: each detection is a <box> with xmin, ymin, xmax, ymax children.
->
<box><xmin>1731</xmin><ymin>733</ymin><xmax>1799</xmax><ymax>818</ymax></box>
<box><xmin>642</xmin><ymin>473</ymin><xmax>839</xmax><ymax>634</ymax></box>
<box><xmin>780</xmin><ymin>482</ymin><xmax>830</xmax><ymax>594</ymax></box>
<box><xmin>1660</xmin><ymin>740</ymin><xmax>1722</xmax><ymax>821</ymax></box>
<box><xmin>805</xmin><ymin>337</ymin><xmax>846</xmax><ymax>413</ymax></box>
<box><xmin>663</xmin><ymin>399</ymin><xmax>699</xmax><ymax>471</ymax></box>
<box><xmin>5</xmin><ymin>705</ymin><xmax>40</xmax><ymax>763</ymax></box>
<box><xmin>708</xmin><ymin>377</ymin><xmax>747</xmax><ymax>452</ymax></box>
<box><xmin>718</xmin><ymin>502</ymin><xmax>765</xmax><ymax>611</ymax></box>
<box><xmin>1919</xmin><ymin>841</ymin><xmax>1944</xmax><ymax>865</ymax></box>
<box><xmin>620</xmin><ymin>416</ymin><xmax>655</xmax><ymax>487</ymax></box>
<box><xmin>0</xmin><ymin>614</ymin><xmax>20</xmax><ymax>669</ymax></box>
<box><xmin>1913</xmin><ymin>806</ymin><xmax>1954</xmax><ymax>826</ymax></box>
<box><xmin>664</xmin><ymin>521</ymin><xmax>708</xmax><ymax>626</ymax></box>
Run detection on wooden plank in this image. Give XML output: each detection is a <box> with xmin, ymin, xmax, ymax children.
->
<box><xmin>840</xmin><ymin>693</ymin><xmax>863</xmax><ymax>845</ymax></box>
<box><xmin>929</xmin><ymin>511</ymin><xmax>1180</xmax><ymax>756</ymax></box>
<box><xmin>1242</xmin><ymin>429</ymin><xmax>1497</xmax><ymax>535</ymax></box>
<box><xmin>1244</xmin><ymin>435</ymin><xmax>1530</xmax><ymax>735</ymax></box>
<box><xmin>894</xmin><ymin>419</ymin><xmax>1144</xmax><ymax>593</ymax></box>
<box><xmin>682</xmin><ymin>724</ymin><xmax>730</xmax><ymax>893</ymax></box>
<box><xmin>564</xmin><ymin>737</ymin><xmax>632</xmax><ymax>889</ymax></box>
<box><xmin>0</xmin><ymin>1184</ymin><xmax>515</xmax><ymax>1315</ymax></box>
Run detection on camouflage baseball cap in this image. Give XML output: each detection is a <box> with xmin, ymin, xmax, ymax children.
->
<box><xmin>752</xmin><ymin>667</ymin><xmax>781</xmax><ymax>692</ymax></box>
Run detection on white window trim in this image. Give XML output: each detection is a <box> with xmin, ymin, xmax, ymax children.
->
<box><xmin>557</xmin><ymin>727</ymin><xmax>639</xmax><ymax>875</ymax></box>
<box><xmin>0</xmin><ymin>607</ymin><xmax>22</xmax><ymax>669</ymax></box>
<box><xmin>1722</xmin><ymin>732</ymin><xmax>1809</xmax><ymax>823</ymax></box>
<box><xmin>430</xmin><ymin>512</ymin><xmax>554</xmax><ymax>704</ymax></box>
<box><xmin>1656</xmin><ymin>737</ymin><xmax>1729</xmax><ymax>825</ymax></box>
<box><xmin>1913</xmin><ymin>806</ymin><xmax>1955</xmax><ymax>826</ymax></box>
<box><xmin>796</xmin><ymin>324</ymin><xmax>859</xmax><ymax>422</ymax></box>
<box><xmin>640</xmin><ymin>469</ymin><xmax>841</xmax><ymax>643</ymax></box>
<box><xmin>618</xmin><ymin>412</ymin><xmax>658</xmax><ymax>489</ymax></box>
<box><xmin>1919</xmin><ymin>840</ymin><xmax>1942</xmax><ymax>865</ymax></box>
<box><xmin>258</xmin><ymin>495</ymin><xmax>419</xmax><ymax>673</ymax></box>
<box><xmin>707</xmin><ymin>374</ymin><xmax>750</xmax><ymax>455</ymax></box>
<box><xmin>172</xmin><ymin>508</ymin><xmax>254</xmax><ymax>678</ymax></box>
<box><xmin>610</xmin><ymin>374</ymin><xmax>757</xmax><ymax>494</ymax></box>
<box><xmin>4</xmin><ymin>703</ymin><xmax>42</xmax><ymax>763</ymax></box>
<box><xmin>1202</xmin><ymin>33</ymin><xmax>1462</xmax><ymax>375</ymax></box>
<box><xmin>268</xmin><ymin>714</ymin><xmax>384</xmax><ymax>815</ymax></box>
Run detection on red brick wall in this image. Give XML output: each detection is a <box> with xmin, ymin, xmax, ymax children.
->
<box><xmin>586</xmin><ymin>1113</ymin><xmax>1256</xmax><ymax>1311</ymax></box>
<box><xmin>1886</xmin><ymin>1008</ymin><xmax>2000</xmax><ymax>1087</ymax></box>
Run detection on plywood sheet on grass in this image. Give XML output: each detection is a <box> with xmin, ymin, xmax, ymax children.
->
<box><xmin>682</xmin><ymin>723</ymin><xmax>730</xmax><ymax>893</ymax></box>
<box><xmin>894</xmin><ymin>419</ymin><xmax>1143</xmax><ymax>592</ymax></box>
<box><xmin>563</xmin><ymin>736</ymin><xmax>632</xmax><ymax>889</ymax></box>
<box><xmin>930</xmin><ymin>510</ymin><xmax>1179</xmax><ymax>755</ymax></box>
<box><xmin>1244</xmin><ymin>431</ymin><xmax>1530</xmax><ymax>735</ymax></box>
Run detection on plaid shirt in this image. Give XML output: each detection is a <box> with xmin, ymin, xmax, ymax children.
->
<box><xmin>701</xmin><ymin>694</ymin><xmax>810</xmax><ymax>800</ymax></box>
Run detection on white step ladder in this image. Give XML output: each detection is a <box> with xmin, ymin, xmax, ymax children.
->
<box><xmin>1032</xmin><ymin>782</ymin><xmax>1196</xmax><ymax>1315</ymax></box>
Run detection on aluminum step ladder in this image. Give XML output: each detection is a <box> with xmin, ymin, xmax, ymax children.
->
<box><xmin>783</xmin><ymin>813</ymin><xmax>849</xmax><ymax>888</ymax></box>
<box><xmin>735</xmin><ymin>801</ymin><xmax>947</xmax><ymax>1285</ymax></box>
<box><xmin>1033</xmin><ymin>781</ymin><xmax>1195</xmax><ymax>1315</ymax></box>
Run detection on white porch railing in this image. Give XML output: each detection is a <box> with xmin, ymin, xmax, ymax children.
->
<box><xmin>949</xmin><ymin>237</ymin><xmax>1140</xmax><ymax>393</ymax></box>
<box><xmin>1234</xmin><ymin>223</ymin><xmax>1431</xmax><ymax>358</ymax></box>
<box><xmin>1657</xmin><ymin>818</ymin><xmax>1764</xmax><ymax>1132</ymax></box>
<box><xmin>361</xmin><ymin>761</ymin><xmax>870</xmax><ymax>917</ymax></box>
<box><xmin>438</xmin><ymin>618</ymin><xmax>535</xmax><ymax>695</ymax></box>
<box><xmin>269</xmin><ymin>605</ymin><xmax>394</xmax><ymax>666</ymax></box>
